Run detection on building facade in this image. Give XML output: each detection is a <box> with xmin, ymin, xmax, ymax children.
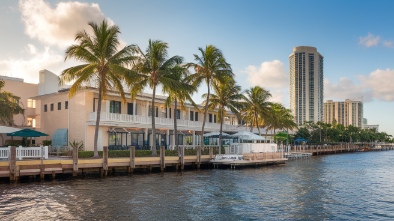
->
<box><xmin>324</xmin><ymin>99</ymin><xmax>363</xmax><ymax>128</ymax></box>
<box><xmin>0</xmin><ymin>75</ymin><xmax>38</xmax><ymax>128</ymax></box>
<box><xmin>1</xmin><ymin>69</ymin><xmax>278</xmax><ymax>149</ymax></box>
<box><xmin>289</xmin><ymin>46</ymin><xmax>324</xmax><ymax>125</ymax></box>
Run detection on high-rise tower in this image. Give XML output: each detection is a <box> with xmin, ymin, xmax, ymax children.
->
<box><xmin>289</xmin><ymin>46</ymin><xmax>324</xmax><ymax>125</ymax></box>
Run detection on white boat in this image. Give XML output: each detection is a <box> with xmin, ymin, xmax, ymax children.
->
<box><xmin>210</xmin><ymin>154</ymin><xmax>244</xmax><ymax>163</ymax></box>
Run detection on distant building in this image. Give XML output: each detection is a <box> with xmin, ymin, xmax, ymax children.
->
<box><xmin>363</xmin><ymin>124</ymin><xmax>379</xmax><ymax>131</ymax></box>
<box><xmin>324</xmin><ymin>99</ymin><xmax>363</xmax><ymax>128</ymax></box>
<box><xmin>363</xmin><ymin>118</ymin><xmax>368</xmax><ymax>125</ymax></box>
<box><xmin>289</xmin><ymin>46</ymin><xmax>324</xmax><ymax>125</ymax></box>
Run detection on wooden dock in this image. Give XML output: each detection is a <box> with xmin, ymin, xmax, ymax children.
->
<box><xmin>287</xmin><ymin>143</ymin><xmax>394</xmax><ymax>155</ymax></box>
<box><xmin>0</xmin><ymin>146</ymin><xmax>213</xmax><ymax>181</ymax></box>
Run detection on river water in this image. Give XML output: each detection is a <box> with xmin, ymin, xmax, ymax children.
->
<box><xmin>1</xmin><ymin>151</ymin><xmax>394</xmax><ymax>221</ymax></box>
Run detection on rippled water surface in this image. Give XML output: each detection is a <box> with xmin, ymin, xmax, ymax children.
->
<box><xmin>1</xmin><ymin>151</ymin><xmax>394</xmax><ymax>220</ymax></box>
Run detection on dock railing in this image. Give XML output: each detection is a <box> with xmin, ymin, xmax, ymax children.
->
<box><xmin>0</xmin><ymin>146</ymin><xmax>48</xmax><ymax>160</ymax></box>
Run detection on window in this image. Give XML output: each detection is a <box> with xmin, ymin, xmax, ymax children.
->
<box><xmin>209</xmin><ymin>114</ymin><xmax>212</xmax><ymax>122</ymax></box>
<box><xmin>110</xmin><ymin>101</ymin><xmax>121</xmax><ymax>114</ymax></box>
<box><xmin>176</xmin><ymin>109</ymin><xmax>181</xmax><ymax>119</ymax></box>
<box><xmin>44</xmin><ymin>104</ymin><xmax>47</xmax><ymax>112</ymax></box>
<box><xmin>190</xmin><ymin>111</ymin><xmax>194</xmax><ymax>121</ymax></box>
<box><xmin>194</xmin><ymin>112</ymin><xmax>198</xmax><ymax>121</ymax></box>
<box><xmin>65</xmin><ymin>101</ymin><xmax>68</xmax><ymax>109</ymax></box>
<box><xmin>50</xmin><ymin>103</ymin><xmax>54</xmax><ymax>111</ymax></box>
<box><xmin>214</xmin><ymin>114</ymin><xmax>216</xmax><ymax>123</ymax></box>
<box><xmin>127</xmin><ymin>103</ymin><xmax>134</xmax><ymax>115</ymax></box>
<box><xmin>148</xmin><ymin>106</ymin><xmax>158</xmax><ymax>117</ymax></box>
<box><xmin>27</xmin><ymin>99</ymin><xmax>36</xmax><ymax>108</ymax></box>
<box><xmin>58</xmin><ymin>102</ymin><xmax>61</xmax><ymax>110</ymax></box>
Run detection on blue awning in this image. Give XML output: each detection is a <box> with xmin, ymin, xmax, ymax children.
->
<box><xmin>52</xmin><ymin>128</ymin><xmax>68</xmax><ymax>147</ymax></box>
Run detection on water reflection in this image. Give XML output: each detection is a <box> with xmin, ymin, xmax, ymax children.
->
<box><xmin>1</xmin><ymin>151</ymin><xmax>394</xmax><ymax>220</ymax></box>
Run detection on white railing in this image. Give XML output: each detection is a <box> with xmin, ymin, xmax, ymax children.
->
<box><xmin>89</xmin><ymin>112</ymin><xmax>241</xmax><ymax>131</ymax></box>
<box><xmin>0</xmin><ymin>146</ymin><xmax>49</xmax><ymax>160</ymax></box>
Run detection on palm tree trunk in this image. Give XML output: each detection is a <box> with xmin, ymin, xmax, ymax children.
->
<box><xmin>151</xmin><ymin>85</ymin><xmax>157</xmax><ymax>156</ymax></box>
<box><xmin>174</xmin><ymin>98</ymin><xmax>178</xmax><ymax>150</ymax></box>
<box><xmin>93</xmin><ymin>87</ymin><xmax>102</xmax><ymax>158</ymax></box>
<box><xmin>255</xmin><ymin>113</ymin><xmax>261</xmax><ymax>134</ymax></box>
<box><xmin>200</xmin><ymin>82</ymin><xmax>210</xmax><ymax>149</ymax></box>
<box><xmin>219</xmin><ymin>106</ymin><xmax>224</xmax><ymax>155</ymax></box>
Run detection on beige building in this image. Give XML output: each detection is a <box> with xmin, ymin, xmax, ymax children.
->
<box><xmin>324</xmin><ymin>99</ymin><xmax>363</xmax><ymax>128</ymax></box>
<box><xmin>0</xmin><ymin>76</ymin><xmax>38</xmax><ymax>127</ymax></box>
<box><xmin>3</xmin><ymin>69</ymin><xmax>278</xmax><ymax>150</ymax></box>
<box><xmin>289</xmin><ymin>46</ymin><xmax>324</xmax><ymax>125</ymax></box>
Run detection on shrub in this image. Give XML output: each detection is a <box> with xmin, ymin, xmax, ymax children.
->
<box><xmin>42</xmin><ymin>140</ymin><xmax>52</xmax><ymax>146</ymax></box>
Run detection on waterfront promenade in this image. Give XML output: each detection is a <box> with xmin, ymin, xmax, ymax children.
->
<box><xmin>1</xmin><ymin>143</ymin><xmax>392</xmax><ymax>182</ymax></box>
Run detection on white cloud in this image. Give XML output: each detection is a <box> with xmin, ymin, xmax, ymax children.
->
<box><xmin>360</xmin><ymin>68</ymin><xmax>394</xmax><ymax>101</ymax></box>
<box><xmin>26</xmin><ymin>44</ymin><xmax>37</xmax><ymax>55</ymax></box>
<box><xmin>383</xmin><ymin>41</ymin><xmax>394</xmax><ymax>48</ymax></box>
<box><xmin>245</xmin><ymin>60</ymin><xmax>288</xmax><ymax>89</ymax></box>
<box><xmin>324</xmin><ymin>78</ymin><xmax>373</xmax><ymax>102</ymax></box>
<box><xmin>359</xmin><ymin>33</ymin><xmax>380</xmax><ymax>47</ymax></box>
<box><xmin>19</xmin><ymin>0</ymin><xmax>113</xmax><ymax>48</ymax></box>
<box><xmin>0</xmin><ymin>45</ymin><xmax>65</xmax><ymax>83</ymax></box>
<box><xmin>325</xmin><ymin>69</ymin><xmax>394</xmax><ymax>102</ymax></box>
<box><xmin>243</xmin><ymin>60</ymin><xmax>289</xmax><ymax>105</ymax></box>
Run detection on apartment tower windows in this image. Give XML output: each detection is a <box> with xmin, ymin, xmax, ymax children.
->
<box><xmin>290</xmin><ymin>46</ymin><xmax>324</xmax><ymax>125</ymax></box>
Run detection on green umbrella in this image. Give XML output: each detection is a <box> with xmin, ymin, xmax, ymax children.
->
<box><xmin>7</xmin><ymin>128</ymin><xmax>48</xmax><ymax>146</ymax></box>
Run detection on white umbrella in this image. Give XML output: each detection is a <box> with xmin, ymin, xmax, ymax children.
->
<box><xmin>0</xmin><ymin>126</ymin><xmax>21</xmax><ymax>134</ymax></box>
<box><xmin>231</xmin><ymin>131</ymin><xmax>265</xmax><ymax>141</ymax></box>
<box><xmin>203</xmin><ymin>131</ymin><xmax>230</xmax><ymax>138</ymax></box>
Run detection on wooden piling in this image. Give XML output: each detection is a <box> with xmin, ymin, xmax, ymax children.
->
<box><xmin>179</xmin><ymin>146</ymin><xmax>184</xmax><ymax>171</ymax></box>
<box><xmin>129</xmin><ymin>146</ymin><xmax>135</xmax><ymax>173</ymax></box>
<box><xmin>197</xmin><ymin>146</ymin><xmax>201</xmax><ymax>169</ymax></box>
<box><xmin>102</xmin><ymin>146</ymin><xmax>108</xmax><ymax>176</ymax></box>
<box><xmin>40</xmin><ymin>145</ymin><xmax>44</xmax><ymax>180</ymax></box>
<box><xmin>9</xmin><ymin>146</ymin><xmax>16</xmax><ymax>181</ymax></box>
<box><xmin>160</xmin><ymin>146</ymin><xmax>165</xmax><ymax>172</ymax></box>
<box><xmin>72</xmin><ymin>145</ymin><xmax>78</xmax><ymax>176</ymax></box>
<box><xmin>209</xmin><ymin>146</ymin><xmax>213</xmax><ymax>159</ymax></box>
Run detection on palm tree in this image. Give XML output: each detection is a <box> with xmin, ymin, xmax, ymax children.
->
<box><xmin>203</xmin><ymin>76</ymin><xmax>243</xmax><ymax>154</ymax></box>
<box><xmin>60</xmin><ymin>20</ymin><xmax>135</xmax><ymax>158</ymax></box>
<box><xmin>186</xmin><ymin>45</ymin><xmax>233</xmax><ymax>150</ymax></box>
<box><xmin>0</xmin><ymin>80</ymin><xmax>24</xmax><ymax>126</ymax></box>
<box><xmin>162</xmin><ymin>65</ymin><xmax>197</xmax><ymax>151</ymax></box>
<box><xmin>241</xmin><ymin>86</ymin><xmax>272</xmax><ymax>135</ymax></box>
<box><xmin>267</xmin><ymin>103</ymin><xmax>297</xmax><ymax>147</ymax></box>
<box><xmin>128</xmin><ymin>40</ymin><xmax>186</xmax><ymax>155</ymax></box>
<box><xmin>266</xmin><ymin>103</ymin><xmax>297</xmax><ymax>134</ymax></box>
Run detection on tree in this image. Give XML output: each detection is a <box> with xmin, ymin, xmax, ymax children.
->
<box><xmin>186</xmin><ymin>45</ymin><xmax>233</xmax><ymax>150</ymax></box>
<box><xmin>0</xmin><ymin>80</ymin><xmax>24</xmax><ymax>126</ymax></box>
<box><xmin>60</xmin><ymin>20</ymin><xmax>135</xmax><ymax>158</ymax></box>
<box><xmin>162</xmin><ymin>64</ymin><xmax>197</xmax><ymax>151</ymax></box>
<box><xmin>203</xmin><ymin>76</ymin><xmax>244</xmax><ymax>154</ymax></box>
<box><xmin>266</xmin><ymin>103</ymin><xmax>297</xmax><ymax>134</ymax></box>
<box><xmin>241</xmin><ymin>86</ymin><xmax>272</xmax><ymax>134</ymax></box>
<box><xmin>128</xmin><ymin>40</ymin><xmax>186</xmax><ymax>155</ymax></box>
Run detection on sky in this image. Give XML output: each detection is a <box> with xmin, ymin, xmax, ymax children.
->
<box><xmin>1</xmin><ymin>0</ymin><xmax>394</xmax><ymax>135</ymax></box>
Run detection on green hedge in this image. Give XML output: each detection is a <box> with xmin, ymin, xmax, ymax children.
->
<box><xmin>77</xmin><ymin>147</ymin><xmax>224</xmax><ymax>158</ymax></box>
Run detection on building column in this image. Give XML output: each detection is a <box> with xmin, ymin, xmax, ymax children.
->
<box><xmin>133</xmin><ymin>99</ymin><xmax>136</xmax><ymax>121</ymax></box>
<box><xmin>166</xmin><ymin>129</ymin><xmax>170</xmax><ymax>148</ymax></box>
<box><xmin>144</xmin><ymin>128</ymin><xmax>149</xmax><ymax>149</ymax></box>
<box><xmin>192</xmin><ymin>130</ymin><xmax>196</xmax><ymax>148</ymax></box>
<box><xmin>170</xmin><ymin>132</ymin><xmax>175</xmax><ymax>150</ymax></box>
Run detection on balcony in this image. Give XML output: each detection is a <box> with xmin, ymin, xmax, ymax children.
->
<box><xmin>88</xmin><ymin>112</ymin><xmax>241</xmax><ymax>132</ymax></box>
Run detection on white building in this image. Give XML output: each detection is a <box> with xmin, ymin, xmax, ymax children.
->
<box><xmin>289</xmin><ymin>46</ymin><xmax>324</xmax><ymax>125</ymax></box>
